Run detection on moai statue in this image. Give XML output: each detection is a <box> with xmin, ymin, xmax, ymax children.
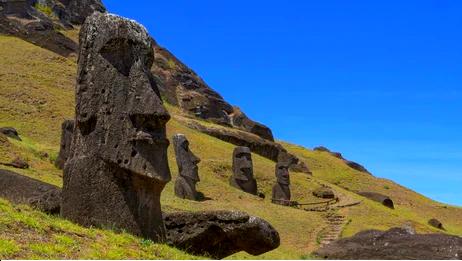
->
<box><xmin>229</xmin><ymin>147</ymin><xmax>258</xmax><ymax>195</ymax></box>
<box><xmin>272</xmin><ymin>153</ymin><xmax>292</xmax><ymax>206</ymax></box>
<box><xmin>61</xmin><ymin>13</ymin><xmax>171</xmax><ymax>242</ymax></box>
<box><xmin>55</xmin><ymin>119</ymin><xmax>74</xmax><ymax>169</ymax></box>
<box><xmin>173</xmin><ymin>134</ymin><xmax>201</xmax><ymax>200</ymax></box>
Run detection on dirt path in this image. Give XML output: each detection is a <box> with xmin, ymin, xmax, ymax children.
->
<box><xmin>319</xmin><ymin>212</ymin><xmax>347</xmax><ymax>247</ymax></box>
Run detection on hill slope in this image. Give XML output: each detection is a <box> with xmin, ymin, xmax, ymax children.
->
<box><xmin>0</xmin><ymin>34</ymin><xmax>461</xmax><ymax>260</ymax></box>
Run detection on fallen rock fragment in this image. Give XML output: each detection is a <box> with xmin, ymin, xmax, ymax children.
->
<box><xmin>0</xmin><ymin>169</ymin><xmax>60</xmax><ymax>214</ymax></box>
<box><xmin>0</xmin><ymin>127</ymin><xmax>21</xmax><ymax>141</ymax></box>
<box><xmin>428</xmin><ymin>218</ymin><xmax>444</xmax><ymax>230</ymax></box>
<box><xmin>313</xmin><ymin>227</ymin><xmax>462</xmax><ymax>260</ymax></box>
<box><xmin>164</xmin><ymin>211</ymin><xmax>280</xmax><ymax>259</ymax></box>
<box><xmin>357</xmin><ymin>192</ymin><xmax>394</xmax><ymax>209</ymax></box>
<box><xmin>313</xmin><ymin>187</ymin><xmax>336</xmax><ymax>199</ymax></box>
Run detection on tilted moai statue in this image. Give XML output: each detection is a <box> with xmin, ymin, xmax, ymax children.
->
<box><xmin>230</xmin><ymin>147</ymin><xmax>258</xmax><ymax>195</ymax></box>
<box><xmin>61</xmin><ymin>13</ymin><xmax>171</xmax><ymax>241</ymax></box>
<box><xmin>272</xmin><ymin>153</ymin><xmax>292</xmax><ymax>206</ymax></box>
<box><xmin>173</xmin><ymin>134</ymin><xmax>201</xmax><ymax>200</ymax></box>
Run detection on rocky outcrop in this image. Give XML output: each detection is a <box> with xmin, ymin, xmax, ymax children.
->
<box><xmin>0</xmin><ymin>13</ymin><xmax>78</xmax><ymax>56</ymax></box>
<box><xmin>0</xmin><ymin>0</ymin><xmax>105</xmax><ymax>56</ymax></box>
<box><xmin>314</xmin><ymin>146</ymin><xmax>371</xmax><ymax>174</ymax></box>
<box><xmin>182</xmin><ymin>118</ymin><xmax>311</xmax><ymax>174</ymax></box>
<box><xmin>314</xmin><ymin>227</ymin><xmax>462</xmax><ymax>260</ymax></box>
<box><xmin>0</xmin><ymin>127</ymin><xmax>21</xmax><ymax>140</ymax></box>
<box><xmin>55</xmin><ymin>119</ymin><xmax>74</xmax><ymax>169</ymax></box>
<box><xmin>151</xmin><ymin>41</ymin><xmax>274</xmax><ymax>141</ymax></box>
<box><xmin>62</xmin><ymin>0</ymin><xmax>106</xmax><ymax>25</ymax></box>
<box><xmin>61</xmin><ymin>13</ymin><xmax>171</xmax><ymax>242</ymax></box>
<box><xmin>0</xmin><ymin>169</ymin><xmax>61</xmax><ymax>214</ymax></box>
<box><xmin>164</xmin><ymin>211</ymin><xmax>280</xmax><ymax>259</ymax></box>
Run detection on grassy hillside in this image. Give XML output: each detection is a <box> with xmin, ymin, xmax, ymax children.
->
<box><xmin>0</xmin><ymin>34</ymin><xmax>461</xmax><ymax>259</ymax></box>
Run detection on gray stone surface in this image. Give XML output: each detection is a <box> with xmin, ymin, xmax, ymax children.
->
<box><xmin>164</xmin><ymin>211</ymin><xmax>280</xmax><ymax>259</ymax></box>
<box><xmin>0</xmin><ymin>169</ymin><xmax>60</xmax><ymax>214</ymax></box>
<box><xmin>314</xmin><ymin>227</ymin><xmax>462</xmax><ymax>260</ymax></box>
<box><xmin>61</xmin><ymin>13</ymin><xmax>171</xmax><ymax>242</ymax></box>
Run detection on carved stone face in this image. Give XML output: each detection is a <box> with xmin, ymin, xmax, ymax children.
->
<box><xmin>173</xmin><ymin>134</ymin><xmax>201</xmax><ymax>182</ymax></box>
<box><xmin>232</xmin><ymin>147</ymin><xmax>254</xmax><ymax>181</ymax></box>
<box><xmin>75</xmin><ymin>13</ymin><xmax>171</xmax><ymax>184</ymax></box>
<box><xmin>275</xmin><ymin>162</ymin><xmax>290</xmax><ymax>186</ymax></box>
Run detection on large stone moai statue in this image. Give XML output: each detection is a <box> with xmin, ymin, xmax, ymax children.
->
<box><xmin>229</xmin><ymin>147</ymin><xmax>258</xmax><ymax>195</ymax></box>
<box><xmin>61</xmin><ymin>13</ymin><xmax>171</xmax><ymax>242</ymax></box>
<box><xmin>173</xmin><ymin>134</ymin><xmax>201</xmax><ymax>200</ymax></box>
<box><xmin>272</xmin><ymin>153</ymin><xmax>292</xmax><ymax>206</ymax></box>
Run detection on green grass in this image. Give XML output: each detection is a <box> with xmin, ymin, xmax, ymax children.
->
<box><xmin>33</xmin><ymin>3</ymin><xmax>54</xmax><ymax>18</ymax></box>
<box><xmin>0</xmin><ymin>34</ymin><xmax>461</xmax><ymax>259</ymax></box>
<box><xmin>0</xmin><ymin>199</ymin><xmax>200</xmax><ymax>260</ymax></box>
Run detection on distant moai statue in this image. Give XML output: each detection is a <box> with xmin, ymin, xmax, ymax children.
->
<box><xmin>55</xmin><ymin>119</ymin><xmax>74</xmax><ymax>169</ymax></box>
<box><xmin>61</xmin><ymin>13</ymin><xmax>171</xmax><ymax>242</ymax></box>
<box><xmin>272</xmin><ymin>152</ymin><xmax>292</xmax><ymax>206</ymax></box>
<box><xmin>173</xmin><ymin>134</ymin><xmax>201</xmax><ymax>201</ymax></box>
<box><xmin>229</xmin><ymin>146</ymin><xmax>258</xmax><ymax>195</ymax></box>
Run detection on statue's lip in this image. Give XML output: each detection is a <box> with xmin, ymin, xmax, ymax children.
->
<box><xmin>131</xmin><ymin>131</ymin><xmax>169</xmax><ymax>145</ymax></box>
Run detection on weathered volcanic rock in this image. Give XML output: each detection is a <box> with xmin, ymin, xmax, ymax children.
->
<box><xmin>0</xmin><ymin>0</ymin><xmax>106</xmax><ymax>57</ymax></box>
<box><xmin>357</xmin><ymin>192</ymin><xmax>394</xmax><ymax>209</ymax></box>
<box><xmin>313</xmin><ymin>227</ymin><xmax>462</xmax><ymax>260</ymax></box>
<box><xmin>183</xmin><ymin>119</ymin><xmax>311</xmax><ymax>174</ymax></box>
<box><xmin>173</xmin><ymin>134</ymin><xmax>201</xmax><ymax>201</ymax></box>
<box><xmin>230</xmin><ymin>147</ymin><xmax>258</xmax><ymax>195</ymax></box>
<box><xmin>313</xmin><ymin>187</ymin><xmax>336</xmax><ymax>199</ymax></box>
<box><xmin>64</xmin><ymin>0</ymin><xmax>106</xmax><ymax>24</ymax></box>
<box><xmin>0</xmin><ymin>127</ymin><xmax>21</xmax><ymax>141</ymax></box>
<box><xmin>151</xmin><ymin>40</ymin><xmax>274</xmax><ymax>141</ymax></box>
<box><xmin>428</xmin><ymin>218</ymin><xmax>444</xmax><ymax>230</ymax></box>
<box><xmin>164</xmin><ymin>211</ymin><xmax>280</xmax><ymax>259</ymax></box>
<box><xmin>0</xmin><ymin>10</ymin><xmax>77</xmax><ymax>56</ymax></box>
<box><xmin>0</xmin><ymin>169</ymin><xmax>61</xmax><ymax>214</ymax></box>
<box><xmin>1</xmin><ymin>157</ymin><xmax>29</xmax><ymax>169</ymax></box>
<box><xmin>55</xmin><ymin>119</ymin><xmax>74</xmax><ymax>169</ymax></box>
<box><xmin>29</xmin><ymin>188</ymin><xmax>61</xmax><ymax>215</ymax></box>
<box><xmin>61</xmin><ymin>13</ymin><xmax>171</xmax><ymax>242</ymax></box>
<box><xmin>314</xmin><ymin>146</ymin><xmax>371</xmax><ymax>174</ymax></box>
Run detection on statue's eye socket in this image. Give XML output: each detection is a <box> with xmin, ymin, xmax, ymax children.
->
<box><xmin>182</xmin><ymin>142</ymin><xmax>189</xmax><ymax>152</ymax></box>
<box><xmin>99</xmin><ymin>38</ymin><xmax>141</xmax><ymax>76</ymax></box>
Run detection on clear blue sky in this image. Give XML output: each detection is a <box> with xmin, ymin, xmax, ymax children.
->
<box><xmin>105</xmin><ymin>1</ymin><xmax>462</xmax><ymax>206</ymax></box>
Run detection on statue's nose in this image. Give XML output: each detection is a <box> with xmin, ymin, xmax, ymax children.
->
<box><xmin>192</xmin><ymin>154</ymin><xmax>201</xmax><ymax>164</ymax></box>
<box><xmin>128</xmin><ymin>62</ymin><xmax>170</xmax><ymax>119</ymax></box>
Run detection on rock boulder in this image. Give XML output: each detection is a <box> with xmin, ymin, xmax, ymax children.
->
<box><xmin>0</xmin><ymin>127</ymin><xmax>21</xmax><ymax>141</ymax></box>
<box><xmin>0</xmin><ymin>169</ymin><xmax>60</xmax><ymax>214</ymax></box>
<box><xmin>164</xmin><ymin>211</ymin><xmax>280</xmax><ymax>259</ymax></box>
<box><xmin>314</xmin><ymin>227</ymin><xmax>462</xmax><ymax>260</ymax></box>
